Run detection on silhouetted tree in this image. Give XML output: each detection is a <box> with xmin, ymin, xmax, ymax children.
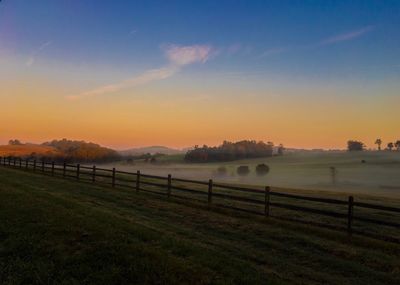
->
<box><xmin>8</xmin><ymin>139</ymin><xmax>22</xmax><ymax>145</ymax></box>
<box><xmin>347</xmin><ymin>140</ymin><xmax>365</xmax><ymax>151</ymax></box>
<box><xmin>42</xmin><ymin>139</ymin><xmax>120</xmax><ymax>162</ymax></box>
<box><xmin>387</xmin><ymin>142</ymin><xmax>394</xmax><ymax>151</ymax></box>
<box><xmin>375</xmin><ymin>138</ymin><xmax>382</xmax><ymax>151</ymax></box>
<box><xmin>395</xmin><ymin>140</ymin><xmax>400</xmax><ymax>151</ymax></box>
<box><xmin>185</xmin><ymin>140</ymin><xmax>274</xmax><ymax>162</ymax></box>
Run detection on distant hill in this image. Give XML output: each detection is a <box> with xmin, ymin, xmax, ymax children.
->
<box><xmin>119</xmin><ymin>146</ymin><xmax>185</xmax><ymax>156</ymax></box>
<box><xmin>0</xmin><ymin>139</ymin><xmax>120</xmax><ymax>163</ymax></box>
<box><xmin>0</xmin><ymin>144</ymin><xmax>62</xmax><ymax>157</ymax></box>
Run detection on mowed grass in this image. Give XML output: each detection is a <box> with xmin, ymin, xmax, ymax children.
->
<box><xmin>0</xmin><ymin>167</ymin><xmax>399</xmax><ymax>284</ymax></box>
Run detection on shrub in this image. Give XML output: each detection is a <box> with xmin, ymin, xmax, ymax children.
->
<box><xmin>216</xmin><ymin>166</ymin><xmax>227</xmax><ymax>176</ymax></box>
<box><xmin>256</xmin><ymin>164</ymin><xmax>270</xmax><ymax>176</ymax></box>
<box><xmin>237</xmin><ymin>166</ymin><xmax>250</xmax><ymax>176</ymax></box>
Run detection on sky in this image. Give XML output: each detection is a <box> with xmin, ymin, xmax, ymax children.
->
<box><xmin>0</xmin><ymin>0</ymin><xmax>399</xmax><ymax>150</ymax></box>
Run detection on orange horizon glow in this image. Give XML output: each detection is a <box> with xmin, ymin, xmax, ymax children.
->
<box><xmin>1</xmin><ymin>76</ymin><xmax>398</xmax><ymax>151</ymax></box>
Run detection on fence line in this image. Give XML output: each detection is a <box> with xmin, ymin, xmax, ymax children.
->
<box><xmin>1</xmin><ymin>156</ymin><xmax>399</xmax><ymax>238</ymax></box>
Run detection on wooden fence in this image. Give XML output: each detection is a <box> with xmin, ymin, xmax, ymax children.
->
<box><xmin>1</xmin><ymin>156</ymin><xmax>399</xmax><ymax>239</ymax></box>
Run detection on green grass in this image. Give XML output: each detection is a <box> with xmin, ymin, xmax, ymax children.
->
<box><xmin>0</xmin><ymin>167</ymin><xmax>399</xmax><ymax>284</ymax></box>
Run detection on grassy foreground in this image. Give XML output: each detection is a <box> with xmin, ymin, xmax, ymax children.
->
<box><xmin>0</xmin><ymin>167</ymin><xmax>399</xmax><ymax>284</ymax></box>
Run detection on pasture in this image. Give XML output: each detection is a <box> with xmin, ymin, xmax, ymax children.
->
<box><xmin>0</xmin><ymin>144</ymin><xmax>61</xmax><ymax>157</ymax></box>
<box><xmin>0</xmin><ymin>167</ymin><xmax>399</xmax><ymax>284</ymax></box>
<box><xmin>102</xmin><ymin>151</ymin><xmax>400</xmax><ymax>199</ymax></box>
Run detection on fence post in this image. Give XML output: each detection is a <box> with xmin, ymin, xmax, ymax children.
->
<box><xmin>13</xmin><ymin>157</ymin><xmax>16</xmax><ymax>167</ymax></box>
<box><xmin>19</xmin><ymin>158</ymin><xmax>22</xmax><ymax>168</ymax></box>
<box><xmin>264</xmin><ymin>186</ymin><xmax>271</xmax><ymax>217</ymax></box>
<box><xmin>136</xmin><ymin>170</ymin><xmax>140</xmax><ymax>192</ymax></box>
<box><xmin>25</xmin><ymin>159</ymin><xmax>28</xmax><ymax>169</ymax></box>
<box><xmin>51</xmin><ymin>162</ymin><xmax>55</xmax><ymax>176</ymax></box>
<box><xmin>167</xmin><ymin>174</ymin><xmax>172</xmax><ymax>198</ymax></box>
<box><xmin>42</xmin><ymin>160</ymin><xmax>45</xmax><ymax>172</ymax></box>
<box><xmin>33</xmin><ymin>160</ymin><xmax>37</xmax><ymax>172</ymax></box>
<box><xmin>76</xmin><ymin>164</ymin><xmax>80</xmax><ymax>180</ymax></box>
<box><xmin>63</xmin><ymin>162</ymin><xmax>66</xmax><ymax>178</ymax></box>
<box><xmin>8</xmin><ymin>157</ymin><xmax>11</xmax><ymax>166</ymax></box>
<box><xmin>92</xmin><ymin>165</ymin><xmax>96</xmax><ymax>183</ymax></box>
<box><xmin>112</xmin><ymin>168</ymin><xmax>116</xmax><ymax>188</ymax></box>
<box><xmin>347</xmin><ymin>196</ymin><xmax>354</xmax><ymax>236</ymax></box>
<box><xmin>208</xmin><ymin>179</ymin><xmax>213</xmax><ymax>206</ymax></box>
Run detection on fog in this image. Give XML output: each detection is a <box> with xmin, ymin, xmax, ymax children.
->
<box><xmin>98</xmin><ymin>151</ymin><xmax>400</xmax><ymax>199</ymax></box>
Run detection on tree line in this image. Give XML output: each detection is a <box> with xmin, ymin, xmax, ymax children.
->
<box><xmin>347</xmin><ymin>139</ymin><xmax>400</xmax><ymax>151</ymax></box>
<box><xmin>184</xmin><ymin>140</ymin><xmax>282</xmax><ymax>163</ymax></box>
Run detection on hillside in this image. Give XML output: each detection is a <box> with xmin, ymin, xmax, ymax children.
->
<box><xmin>0</xmin><ymin>167</ymin><xmax>399</xmax><ymax>284</ymax></box>
<box><xmin>0</xmin><ymin>139</ymin><xmax>120</xmax><ymax>162</ymax></box>
<box><xmin>0</xmin><ymin>144</ymin><xmax>61</xmax><ymax>157</ymax></box>
<box><xmin>120</xmin><ymin>145</ymin><xmax>185</xmax><ymax>156</ymax></box>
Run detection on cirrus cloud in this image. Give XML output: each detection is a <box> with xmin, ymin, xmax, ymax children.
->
<box><xmin>164</xmin><ymin>44</ymin><xmax>212</xmax><ymax>66</ymax></box>
<box><xmin>319</xmin><ymin>25</ymin><xmax>375</xmax><ymax>46</ymax></box>
<box><xmin>67</xmin><ymin>44</ymin><xmax>213</xmax><ymax>100</ymax></box>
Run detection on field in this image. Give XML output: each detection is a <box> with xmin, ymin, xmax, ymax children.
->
<box><xmin>0</xmin><ymin>144</ymin><xmax>61</xmax><ymax>157</ymax></box>
<box><xmin>102</xmin><ymin>151</ymin><xmax>400</xmax><ymax>199</ymax></box>
<box><xmin>0</xmin><ymin>166</ymin><xmax>399</xmax><ymax>284</ymax></box>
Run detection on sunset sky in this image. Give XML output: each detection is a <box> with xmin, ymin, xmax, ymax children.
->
<box><xmin>1</xmin><ymin>1</ymin><xmax>399</xmax><ymax>150</ymax></box>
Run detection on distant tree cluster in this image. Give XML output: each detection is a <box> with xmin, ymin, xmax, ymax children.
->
<box><xmin>347</xmin><ymin>140</ymin><xmax>365</xmax><ymax>151</ymax></box>
<box><xmin>42</xmin><ymin>139</ymin><xmax>120</xmax><ymax>163</ymax></box>
<box><xmin>184</xmin><ymin>140</ymin><xmax>274</xmax><ymax>163</ymax></box>
<box><xmin>375</xmin><ymin>138</ymin><xmax>400</xmax><ymax>151</ymax></box>
<box><xmin>8</xmin><ymin>139</ymin><xmax>23</xmax><ymax>145</ymax></box>
<box><xmin>348</xmin><ymin>139</ymin><xmax>400</xmax><ymax>152</ymax></box>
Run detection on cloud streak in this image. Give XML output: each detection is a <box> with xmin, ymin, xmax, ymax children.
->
<box><xmin>68</xmin><ymin>44</ymin><xmax>212</xmax><ymax>100</ymax></box>
<box><xmin>319</xmin><ymin>25</ymin><xmax>374</xmax><ymax>46</ymax></box>
<box><xmin>26</xmin><ymin>41</ymin><xmax>52</xmax><ymax>66</ymax></box>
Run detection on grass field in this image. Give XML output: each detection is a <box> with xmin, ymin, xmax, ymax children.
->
<box><xmin>0</xmin><ymin>144</ymin><xmax>61</xmax><ymax>157</ymax></box>
<box><xmin>104</xmin><ymin>151</ymin><xmax>400</xmax><ymax>198</ymax></box>
<box><xmin>0</xmin><ymin>167</ymin><xmax>399</xmax><ymax>284</ymax></box>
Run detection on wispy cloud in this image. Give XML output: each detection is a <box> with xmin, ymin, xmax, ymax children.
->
<box><xmin>67</xmin><ymin>44</ymin><xmax>212</xmax><ymax>100</ymax></box>
<box><xmin>319</xmin><ymin>25</ymin><xmax>374</xmax><ymax>46</ymax></box>
<box><xmin>259</xmin><ymin>47</ymin><xmax>287</xmax><ymax>58</ymax></box>
<box><xmin>26</xmin><ymin>41</ymin><xmax>52</xmax><ymax>66</ymax></box>
<box><xmin>164</xmin><ymin>44</ymin><xmax>211</xmax><ymax>66</ymax></box>
<box><xmin>224</xmin><ymin>43</ymin><xmax>253</xmax><ymax>57</ymax></box>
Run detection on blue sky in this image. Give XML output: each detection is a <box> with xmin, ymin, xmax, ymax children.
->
<box><xmin>2</xmin><ymin>0</ymin><xmax>399</xmax><ymax>80</ymax></box>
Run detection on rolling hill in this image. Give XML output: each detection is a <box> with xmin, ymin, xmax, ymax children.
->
<box><xmin>119</xmin><ymin>145</ymin><xmax>185</xmax><ymax>156</ymax></box>
<box><xmin>0</xmin><ymin>144</ymin><xmax>62</xmax><ymax>157</ymax></box>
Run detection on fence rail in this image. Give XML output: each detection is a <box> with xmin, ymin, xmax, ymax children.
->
<box><xmin>1</xmin><ymin>156</ymin><xmax>399</xmax><ymax>239</ymax></box>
